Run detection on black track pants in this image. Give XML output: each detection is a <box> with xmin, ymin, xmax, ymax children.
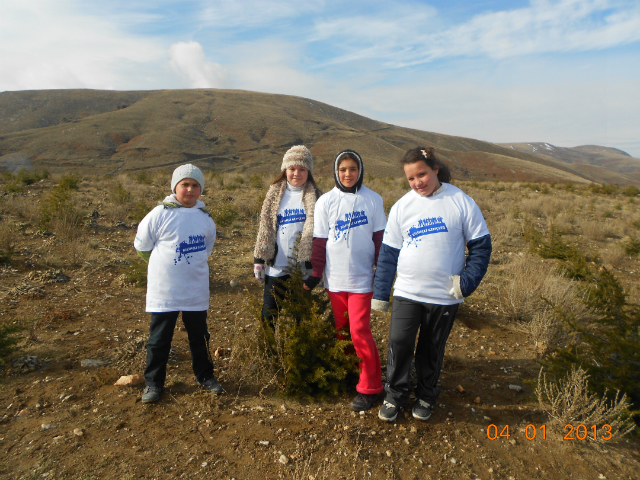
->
<box><xmin>145</xmin><ymin>310</ymin><xmax>214</xmax><ymax>388</ymax></box>
<box><xmin>384</xmin><ymin>296</ymin><xmax>458</xmax><ymax>408</ymax></box>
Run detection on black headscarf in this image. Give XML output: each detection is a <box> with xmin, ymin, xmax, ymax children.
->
<box><xmin>333</xmin><ymin>150</ymin><xmax>364</xmax><ymax>193</ymax></box>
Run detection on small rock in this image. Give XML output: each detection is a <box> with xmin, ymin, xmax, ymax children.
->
<box><xmin>114</xmin><ymin>374</ymin><xmax>144</xmax><ymax>386</ymax></box>
<box><xmin>280</xmin><ymin>404</ymin><xmax>287</xmax><ymax>412</ymax></box>
<box><xmin>17</xmin><ymin>409</ymin><xmax>28</xmax><ymax>416</ymax></box>
<box><xmin>483</xmin><ymin>416</ymin><xmax>491</xmax><ymax>421</ymax></box>
<box><xmin>229</xmin><ymin>279</ymin><xmax>239</xmax><ymax>287</ymax></box>
<box><xmin>73</xmin><ymin>428</ymin><xmax>84</xmax><ymax>436</ymax></box>
<box><xmin>201</xmin><ymin>462</ymin><xmax>208</xmax><ymax>468</ymax></box>
<box><xmin>474</xmin><ymin>396</ymin><xmax>481</xmax><ymax>404</ymax></box>
<box><xmin>598</xmin><ymin>474</ymin><xmax>607</xmax><ymax>479</ymax></box>
<box><xmin>509</xmin><ymin>439</ymin><xmax>516</xmax><ymax>445</ymax></box>
<box><xmin>259</xmin><ymin>440</ymin><xmax>269</xmax><ymax>446</ymax></box>
<box><xmin>385</xmin><ymin>450</ymin><xmax>392</xmax><ymax>457</ymax></box>
<box><xmin>80</xmin><ymin>359</ymin><xmax>105</xmax><ymax>368</ymax></box>
<box><xmin>508</xmin><ymin>384</ymin><xmax>523</xmax><ymax>392</ymax></box>
<box><xmin>279</xmin><ymin>454</ymin><xmax>289</xmax><ymax>464</ymax></box>
<box><xmin>41</xmin><ymin>424</ymin><xmax>56</xmax><ymax>430</ymax></box>
<box><xmin>450</xmin><ymin>457</ymin><xmax>457</xmax><ymax>464</ymax></box>
<box><xmin>456</xmin><ymin>385</ymin><xmax>464</xmax><ymax>393</ymax></box>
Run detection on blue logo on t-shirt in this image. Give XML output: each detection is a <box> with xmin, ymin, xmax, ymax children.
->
<box><xmin>175</xmin><ymin>234</ymin><xmax>206</xmax><ymax>264</ymax></box>
<box><xmin>334</xmin><ymin>210</ymin><xmax>369</xmax><ymax>239</ymax></box>
<box><xmin>406</xmin><ymin>217</ymin><xmax>448</xmax><ymax>246</ymax></box>
<box><xmin>277</xmin><ymin>208</ymin><xmax>306</xmax><ymax>233</ymax></box>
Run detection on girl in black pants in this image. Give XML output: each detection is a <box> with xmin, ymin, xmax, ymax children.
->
<box><xmin>372</xmin><ymin>147</ymin><xmax>492</xmax><ymax>422</ymax></box>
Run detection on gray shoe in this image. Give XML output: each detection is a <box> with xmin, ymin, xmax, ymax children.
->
<box><xmin>142</xmin><ymin>385</ymin><xmax>163</xmax><ymax>404</ymax></box>
<box><xmin>201</xmin><ymin>377</ymin><xmax>224</xmax><ymax>394</ymax></box>
<box><xmin>412</xmin><ymin>399</ymin><xmax>433</xmax><ymax>421</ymax></box>
<box><xmin>378</xmin><ymin>400</ymin><xmax>400</xmax><ymax>422</ymax></box>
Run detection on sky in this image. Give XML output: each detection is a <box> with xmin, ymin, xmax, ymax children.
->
<box><xmin>1</xmin><ymin>0</ymin><xmax>639</xmax><ymax>157</ymax></box>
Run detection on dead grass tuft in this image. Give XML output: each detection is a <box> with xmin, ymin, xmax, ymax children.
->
<box><xmin>537</xmin><ymin>366</ymin><xmax>635</xmax><ymax>442</ymax></box>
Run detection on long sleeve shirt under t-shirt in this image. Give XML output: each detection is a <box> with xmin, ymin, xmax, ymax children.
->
<box><xmin>134</xmin><ymin>195</ymin><xmax>216</xmax><ymax>312</ymax></box>
<box><xmin>313</xmin><ymin>186</ymin><xmax>387</xmax><ymax>293</ymax></box>
<box><xmin>383</xmin><ymin>184</ymin><xmax>489</xmax><ymax>305</ymax></box>
<box><xmin>267</xmin><ymin>183</ymin><xmax>306</xmax><ymax>277</ymax></box>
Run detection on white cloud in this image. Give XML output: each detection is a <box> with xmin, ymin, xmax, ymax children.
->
<box><xmin>311</xmin><ymin>0</ymin><xmax>640</xmax><ymax>67</ymax></box>
<box><xmin>169</xmin><ymin>41</ymin><xmax>228</xmax><ymax>88</ymax></box>
<box><xmin>0</xmin><ymin>0</ymin><xmax>166</xmax><ymax>91</ymax></box>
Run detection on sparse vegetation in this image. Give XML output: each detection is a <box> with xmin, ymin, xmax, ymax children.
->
<box><xmin>537</xmin><ymin>366</ymin><xmax>635</xmax><ymax>441</ymax></box>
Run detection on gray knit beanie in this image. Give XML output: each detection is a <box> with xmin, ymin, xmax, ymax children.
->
<box><xmin>171</xmin><ymin>164</ymin><xmax>205</xmax><ymax>193</ymax></box>
<box><xmin>281</xmin><ymin>145</ymin><xmax>313</xmax><ymax>172</ymax></box>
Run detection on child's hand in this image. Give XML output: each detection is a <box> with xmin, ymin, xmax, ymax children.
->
<box><xmin>254</xmin><ymin>264</ymin><xmax>265</xmax><ymax>283</ymax></box>
<box><xmin>371</xmin><ymin>299</ymin><xmax>389</xmax><ymax>312</ymax></box>
<box><xmin>303</xmin><ymin>276</ymin><xmax>321</xmax><ymax>291</ymax></box>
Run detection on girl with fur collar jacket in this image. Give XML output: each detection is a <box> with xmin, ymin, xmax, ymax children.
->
<box><xmin>253</xmin><ymin>145</ymin><xmax>322</xmax><ymax>324</ymax></box>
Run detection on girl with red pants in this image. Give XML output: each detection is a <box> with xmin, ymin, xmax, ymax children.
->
<box><xmin>304</xmin><ymin>150</ymin><xmax>387</xmax><ymax>411</ymax></box>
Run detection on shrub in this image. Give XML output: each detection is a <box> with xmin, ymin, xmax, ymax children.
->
<box><xmin>0</xmin><ymin>223</ymin><xmax>15</xmax><ymax>264</ymax></box>
<box><xmin>537</xmin><ymin>366</ymin><xmax>634</xmax><ymax>441</ymax></box>
<box><xmin>57</xmin><ymin>174</ymin><xmax>79</xmax><ymax>191</ymax></box>
<box><xmin>542</xmin><ymin>267</ymin><xmax>640</xmax><ymax>420</ymax></box>
<box><xmin>249</xmin><ymin>174</ymin><xmax>264</xmax><ymax>189</ymax></box>
<box><xmin>0</xmin><ymin>323</ymin><xmax>24</xmax><ymax>367</ymax></box>
<box><xmin>621</xmin><ymin>236</ymin><xmax>640</xmax><ymax>257</ymax></box>
<box><xmin>110</xmin><ymin>182</ymin><xmax>131</xmax><ymax>203</ymax></box>
<box><xmin>209</xmin><ymin>200</ymin><xmax>239</xmax><ymax>227</ymax></box>
<box><xmin>136</xmin><ymin>171</ymin><xmax>152</xmax><ymax>185</ymax></box>
<box><xmin>256</xmin><ymin>265</ymin><xmax>361</xmax><ymax>398</ymax></box>
<box><xmin>624</xmin><ymin>186</ymin><xmax>639</xmax><ymax>197</ymax></box>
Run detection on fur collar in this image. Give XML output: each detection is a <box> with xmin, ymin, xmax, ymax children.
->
<box><xmin>254</xmin><ymin>180</ymin><xmax>321</xmax><ymax>264</ymax></box>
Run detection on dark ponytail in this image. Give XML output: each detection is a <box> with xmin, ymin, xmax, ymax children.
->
<box><xmin>401</xmin><ymin>147</ymin><xmax>451</xmax><ymax>183</ymax></box>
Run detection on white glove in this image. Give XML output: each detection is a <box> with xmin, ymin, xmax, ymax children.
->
<box><xmin>254</xmin><ymin>264</ymin><xmax>265</xmax><ymax>284</ymax></box>
<box><xmin>449</xmin><ymin>275</ymin><xmax>463</xmax><ymax>299</ymax></box>
<box><xmin>371</xmin><ymin>299</ymin><xmax>389</xmax><ymax>313</ymax></box>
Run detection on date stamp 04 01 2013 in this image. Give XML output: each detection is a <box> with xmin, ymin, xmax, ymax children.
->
<box><xmin>487</xmin><ymin>424</ymin><xmax>614</xmax><ymax>441</ymax></box>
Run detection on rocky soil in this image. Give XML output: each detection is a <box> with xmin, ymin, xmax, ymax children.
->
<box><xmin>1</xmin><ymin>176</ymin><xmax>639</xmax><ymax>480</ymax></box>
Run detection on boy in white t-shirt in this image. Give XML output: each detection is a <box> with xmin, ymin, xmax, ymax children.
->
<box><xmin>372</xmin><ymin>148</ymin><xmax>491</xmax><ymax>423</ymax></box>
<box><xmin>304</xmin><ymin>150</ymin><xmax>387</xmax><ymax>412</ymax></box>
<box><xmin>134</xmin><ymin>164</ymin><xmax>223</xmax><ymax>404</ymax></box>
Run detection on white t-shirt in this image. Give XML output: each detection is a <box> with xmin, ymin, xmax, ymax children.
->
<box><xmin>267</xmin><ymin>184</ymin><xmax>306</xmax><ymax>277</ymax></box>
<box><xmin>314</xmin><ymin>186</ymin><xmax>387</xmax><ymax>293</ymax></box>
<box><xmin>383</xmin><ymin>184</ymin><xmax>489</xmax><ymax>305</ymax></box>
<box><xmin>134</xmin><ymin>196</ymin><xmax>216</xmax><ymax>312</ymax></box>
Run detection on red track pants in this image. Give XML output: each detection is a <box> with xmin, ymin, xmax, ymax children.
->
<box><xmin>327</xmin><ymin>290</ymin><xmax>383</xmax><ymax>395</ymax></box>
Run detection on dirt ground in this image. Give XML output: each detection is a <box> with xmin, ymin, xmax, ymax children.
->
<box><xmin>1</xmin><ymin>179</ymin><xmax>639</xmax><ymax>480</ymax></box>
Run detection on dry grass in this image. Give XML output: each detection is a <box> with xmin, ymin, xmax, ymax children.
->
<box><xmin>537</xmin><ymin>366</ymin><xmax>635</xmax><ymax>442</ymax></box>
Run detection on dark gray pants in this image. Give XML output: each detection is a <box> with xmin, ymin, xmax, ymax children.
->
<box><xmin>384</xmin><ymin>296</ymin><xmax>458</xmax><ymax>408</ymax></box>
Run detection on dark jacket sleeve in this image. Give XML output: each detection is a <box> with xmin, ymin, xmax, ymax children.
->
<box><xmin>372</xmin><ymin>230</ymin><xmax>384</xmax><ymax>266</ymax></box>
<box><xmin>372</xmin><ymin>243</ymin><xmax>400</xmax><ymax>302</ymax></box>
<box><xmin>460</xmin><ymin>234</ymin><xmax>492</xmax><ymax>297</ymax></box>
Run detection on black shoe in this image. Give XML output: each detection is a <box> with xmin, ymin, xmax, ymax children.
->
<box><xmin>349</xmin><ymin>393</ymin><xmax>377</xmax><ymax>411</ymax></box>
<box><xmin>412</xmin><ymin>399</ymin><xmax>433</xmax><ymax>421</ymax></box>
<box><xmin>201</xmin><ymin>377</ymin><xmax>224</xmax><ymax>394</ymax></box>
<box><xmin>378</xmin><ymin>400</ymin><xmax>400</xmax><ymax>422</ymax></box>
<box><xmin>142</xmin><ymin>385</ymin><xmax>163</xmax><ymax>404</ymax></box>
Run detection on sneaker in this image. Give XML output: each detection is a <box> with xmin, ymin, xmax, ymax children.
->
<box><xmin>201</xmin><ymin>377</ymin><xmax>224</xmax><ymax>394</ymax></box>
<box><xmin>412</xmin><ymin>399</ymin><xmax>433</xmax><ymax>421</ymax></box>
<box><xmin>141</xmin><ymin>385</ymin><xmax>163</xmax><ymax>404</ymax></box>
<box><xmin>349</xmin><ymin>393</ymin><xmax>377</xmax><ymax>411</ymax></box>
<box><xmin>378</xmin><ymin>400</ymin><xmax>400</xmax><ymax>422</ymax></box>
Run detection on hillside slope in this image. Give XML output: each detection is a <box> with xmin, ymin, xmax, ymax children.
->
<box><xmin>1</xmin><ymin>89</ymin><xmax>636</xmax><ymax>184</ymax></box>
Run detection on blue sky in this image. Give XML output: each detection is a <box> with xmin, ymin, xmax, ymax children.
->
<box><xmin>1</xmin><ymin>0</ymin><xmax>639</xmax><ymax>156</ymax></box>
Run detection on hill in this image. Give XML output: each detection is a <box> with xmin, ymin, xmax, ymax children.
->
<box><xmin>0</xmin><ymin>89</ymin><xmax>638</xmax><ymax>185</ymax></box>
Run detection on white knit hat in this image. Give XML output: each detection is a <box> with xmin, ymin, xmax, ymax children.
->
<box><xmin>281</xmin><ymin>145</ymin><xmax>313</xmax><ymax>172</ymax></box>
<box><xmin>171</xmin><ymin>164</ymin><xmax>205</xmax><ymax>193</ymax></box>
